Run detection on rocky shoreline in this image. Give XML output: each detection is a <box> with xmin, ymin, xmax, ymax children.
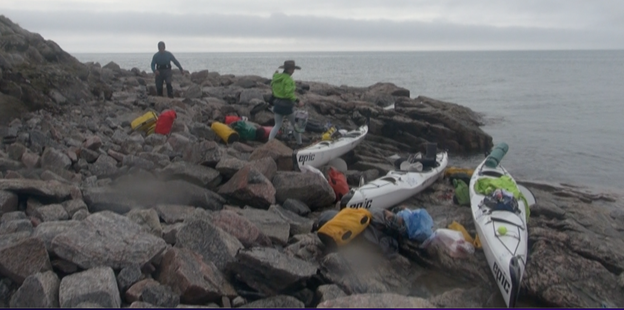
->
<box><xmin>1</xmin><ymin>15</ymin><xmax>623</xmax><ymax>308</ymax></box>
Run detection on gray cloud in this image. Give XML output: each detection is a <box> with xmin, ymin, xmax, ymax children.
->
<box><xmin>2</xmin><ymin>3</ymin><xmax>623</xmax><ymax>52</ymax></box>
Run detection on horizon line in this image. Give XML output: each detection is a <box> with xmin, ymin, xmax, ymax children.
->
<box><xmin>70</xmin><ymin>48</ymin><xmax>624</xmax><ymax>54</ymax></box>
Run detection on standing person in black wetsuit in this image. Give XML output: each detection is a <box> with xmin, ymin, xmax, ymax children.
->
<box><xmin>151</xmin><ymin>41</ymin><xmax>184</xmax><ymax>98</ymax></box>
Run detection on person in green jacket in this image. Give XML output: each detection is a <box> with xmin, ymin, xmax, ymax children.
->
<box><xmin>268</xmin><ymin>60</ymin><xmax>304</xmax><ymax>147</ymax></box>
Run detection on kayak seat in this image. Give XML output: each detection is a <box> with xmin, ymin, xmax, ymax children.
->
<box><xmin>481</xmin><ymin>171</ymin><xmax>504</xmax><ymax>178</ymax></box>
<box><xmin>380</xmin><ymin>177</ymin><xmax>397</xmax><ymax>184</ymax></box>
<box><xmin>343</xmin><ymin>132</ymin><xmax>361</xmax><ymax>138</ymax></box>
<box><xmin>393</xmin><ymin>157</ymin><xmax>439</xmax><ymax>171</ymax></box>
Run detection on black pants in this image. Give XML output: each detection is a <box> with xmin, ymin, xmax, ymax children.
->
<box><xmin>155</xmin><ymin>68</ymin><xmax>173</xmax><ymax>98</ymax></box>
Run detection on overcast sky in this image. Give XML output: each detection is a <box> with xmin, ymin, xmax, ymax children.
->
<box><xmin>2</xmin><ymin>0</ymin><xmax>623</xmax><ymax>53</ymax></box>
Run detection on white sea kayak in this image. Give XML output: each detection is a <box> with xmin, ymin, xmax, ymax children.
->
<box><xmin>469</xmin><ymin>158</ymin><xmax>535</xmax><ymax>308</ymax></box>
<box><xmin>293</xmin><ymin>125</ymin><xmax>368</xmax><ymax>170</ymax></box>
<box><xmin>340</xmin><ymin>151</ymin><xmax>448</xmax><ymax>211</ymax></box>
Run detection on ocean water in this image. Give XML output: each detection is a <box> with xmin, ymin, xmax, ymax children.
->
<box><xmin>74</xmin><ymin>50</ymin><xmax>624</xmax><ymax>194</ymax></box>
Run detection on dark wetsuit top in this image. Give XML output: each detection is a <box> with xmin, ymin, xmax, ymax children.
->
<box><xmin>151</xmin><ymin>51</ymin><xmax>182</xmax><ymax>72</ymax></box>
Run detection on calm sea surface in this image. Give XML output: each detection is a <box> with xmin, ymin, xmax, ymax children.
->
<box><xmin>74</xmin><ymin>50</ymin><xmax>624</xmax><ymax>195</ymax></box>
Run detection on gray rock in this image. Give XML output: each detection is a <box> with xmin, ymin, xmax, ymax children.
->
<box><xmin>0</xmin><ymin>237</ymin><xmax>52</xmax><ymax>284</ymax></box>
<box><xmin>141</xmin><ymin>283</ymin><xmax>180</xmax><ymax>308</ymax></box>
<box><xmin>0</xmin><ymin>158</ymin><xmax>22</xmax><ymax>171</ymax></box>
<box><xmin>125</xmin><ymin>278</ymin><xmax>160</xmax><ymax>304</ymax></box>
<box><xmin>162</xmin><ymin>222</ymin><xmax>185</xmax><ymax>245</ymax></box>
<box><xmin>3</xmin><ymin>170</ymin><xmax>23</xmax><ymax>179</ymax></box>
<box><xmin>176</xmin><ymin>219</ymin><xmax>243</xmax><ymax>271</ymax></box>
<box><xmin>351</xmin><ymin>161</ymin><xmax>394</xmax><ymax>176</ymax></box>
<box><xmin>238</xmin><ymin>89</ymin><xmax>264</xmax><ymax>105</ymax></box>
<box><xmin>189</xmin><ymin>123</ymin><xmax>217</xmax><ymax>141</ymax></box>
<box><xmin>0</xmin><ymin>179</ymin><xmax>79</xmax><ymax>202</ymax></box>
<box><xmin>79</xmin><ymin>148</ymin><xmax>100</xmax><ymax>163</ymax></box>
<box><xmin>21</xmin><ymin>152</ymin><xmax>41</xmax><ymax>169</ymax></box>
<box><xmin>126</xmin><ymin>208</ymin><xmax>163</xmax><ymax>238</ymax></box>
<box><xmin>89</xmin><ymin>154</ymin><xmax>118</xmax><ymax>177</ymax></box>
<box><xmin>272</xmin><ymin>171</ymin><xmax>336</xmax><ymax>211</ymax></box>
<box><xmin>129</xmin><ymin>301</ymin><xmax>158</xmax><ymax>308</ymax></box>
<box><xmin>159</xmin><ymin>161</ymin><xmax>222</xmax><ymax>189</ymax></box>
<box><xmin>0</xmin><ymin>211</ymin><xmax>28</xmax><ymax>223</ymax></box>
<box><xmin>319</xmin><ymin>247</ymin><xmax>416</xmax><ymax>295</ymax></box>
<box><xmin>531</xmin><ymin>200</ymin><xmax>566</xmax><ymax>220</ymax></box>
<box><xmin>82</xmin><ymin>186</ymin><xmax>142</xmax><ymax>214</ymax></box>
<box><xmin>51</xmin><ymin>258</ymin><xmax>79</xmax><ymax>274</ymax></box>
<box><xmin>144</xmin><ymin>134</ymin><xmax>167</xmax><ymax>146</ymax></box>
<box><xmin>9</xmin><ymin>271</ymin><xmax>60</xmax><ymax>308</ymax></box>
<box><xmin>317</xmin><ymin>293</ymin><xmax>433</xmax><ymax>308</ymax></box>
<box><xmin>234</xmin><ymin>207</ymin><xmax>290</xmax><ymax>245</ymax></box>
<box><xmin>429</xmin><ymin>287</ymin><xmax>490</xmax><ymax>308</ymax></box>
<box><xmin>153</xmin><ymin>205</ymin><xmax>197</xmax><ymax>224</ymax></box>
<box><xmin>232</xmin><ymin>296</ymin><xmax>246</xmax><ymax>307</ymax></box>
<box><xmin>123</xmin><ymin>155</ymin><xmax>155</xmax><ymax>170</ymax></box>
<box><xmin>7</xmin><ymin>143</ymin><xmax>27</xmax><ymax>161</ymax></box>
<box><xmin>121</xmin><ymin>134</ymin><xmax>145</xmax><ymax>154</ymax></box>
<box><xmin>185</xmin><ymin>84</ymin><xmax>202</xmax><ymax>99</ymax></box>
<box><xmin>40</xmin><ymin>170</ymin><xmax>69</xmax><ymax>183</ymax></box>
<box><xmin>62</xmin><ymin>199</ymin><xmax>88</xmax><ymax>217</ymax></box>
<box><xmin>193</xmin><ymin>141</ymin><xmax>223</xmax><ymax>167</ymax></box>
<box><xmin>215</xmin><ymin>156</ymin><xmax>247</xmax><ymax>179</ymax></box>
<box><xmin>155</xmin><ymin>180</ymin><xmax>225</xmax><ymax>211</ymax></box>
<box><xmin>269</xmin><ymin>205</ymin><xmax>314</xmax><ymax>236</ymax></box>
<box><xmin>26</xmin><ymin>197</ymin><xmax>43</xmax><ymax>218</ymax></box>
<box><xmin>238</xmin><ymin>295</ymin><xmax>304</xmax><ymax>308</ymax></box>
<box><xmin>218</xmin><ymin>166</ymin><xmax>276</xmax><ymax>210</ymax></box>
<box><xmin>291</xmin><ymin>288</ymin><xmax>315</xmax><ymax>307</ymax></box>
<box><xmin>282</xmin><ymin>199</ymin><xmax>311</xmax><ymax>216</ymax></box>
<box><xmin>0</xmin><ymin>219</ymin><xmax>33</xmax><ymax>235</ymax></box>
<box><xmin>316</xmin><ymin>284</ymin><xmax>347</xmax><ymax>303</ymax></box>
<box><xmin>0</xmin><ymin>190</ymin><xmax>18</xmax><ymax>216</ymax></box>
<box><xmin>40</xmin><ymin>147</ymin><xmax>72</xmax><ymax>170</ymax></box>
<box><xmin>284</xmin><ymin>233</ymin><xmax>326</xmax><ymax>263</ymax></box>
<box><xmin>158</xmin><ymin>247</ymin><xmax>236</xmax><ymax>305</ymax></box>
<box><xmin>59</xmin><ymin>266</ymin><xmax>121</xmax><ymax>308</ymax></box>
<box><xmin>117</xmin><ymin>264</ymin><xmax>145</xmax><ymax>293</ymax></box>
<box><xmin>72</xmin><ymin>209</ymin><xmax>90</xmax><ymax>221</ymax></box>
<box><xmin>248</xmin><ymin>139</ymin><xmax>293</xmax><ymax>171</ymax></box>
<box><xmin>51</xmin><ymin>211</ymin><xmax>167</xmax><ymax>269</ymax></box>
<box><xmin>33</xmin><ymin>204</ymin><xmax>69</xmax><ymax>222</ymax></box>
<box><xmin>32</xmin><ymin>220</ymin><xmax>81</xmax><ymax>251</ymax></box>
<box><xmin>137</xmin><ymin>152</ymin><xmax>170</xmax><ymax>167</ymax></box>
<box><xmin>0</xmin><ymin>231</ymin><xmax>33</xmax><ymax>250</ymax></box>
<box><xmin>82</xmin><ymin>136</ymin><xmax>103</xmax><ymax>151</ymax></box>
<box><xmin>112</xmin><ymin>130</ymin><xmax>129</xmax><ymax>144</ymax></box>
<box><xmin>229</xmin><ymin>247</ymin><xmax>317</xmax><ymax>295</ymax></box>
<box><xmin>210</xmin><ymin>210</ymin><xmax>272</xmax><ymax>248</ymax></box>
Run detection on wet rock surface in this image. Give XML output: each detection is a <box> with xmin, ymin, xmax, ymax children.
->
<box><xmin>0</xmin><ymin>15</ymin><xmax>621</xmax><ymax>308</ymax></box>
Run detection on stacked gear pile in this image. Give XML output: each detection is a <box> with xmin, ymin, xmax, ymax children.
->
<box><xmin>131</xmin><ymin>111</ymin><xmax>158</xmax><ymax>136</ymax></box>
<box><xmin>481</xmin><ymin>189</ymin><xmax>520</xmax><ymax>213</ymax></box>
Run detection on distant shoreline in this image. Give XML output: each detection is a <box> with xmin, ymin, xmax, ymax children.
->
<box><xmin>71</xmin><ymin>48</ymin><xmax>624</xmax><ymax>54</ymax></box>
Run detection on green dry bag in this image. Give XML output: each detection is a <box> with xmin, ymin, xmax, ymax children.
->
<box><xmin>453</xmin><ymin>179</ymin><xmax>470</xmax><ymax>206</ymax></box>
<box><xmin>230</xmin><ymin>121</ymin><xmax>257</xmax><ymax>141</ymax></box>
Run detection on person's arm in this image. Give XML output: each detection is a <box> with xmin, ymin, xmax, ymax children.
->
<box><xmin>169</xmin><ymin>52</ymin><xmax>183</xmax><ymax>73</ymax></box>
<box><xmin>151</xmin><ymin>54</ymin><xmax>157</xmax><ymax>73</ymax></box>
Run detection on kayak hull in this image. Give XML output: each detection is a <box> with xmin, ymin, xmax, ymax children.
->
<box><xmin>340</xmin><ymin>152</ymin><xmax>448</xmax><ymax>212</ymax></box>
<box><xmin>293</xmin><ymin>125</ymin><xmax>368</xmax><ymax>170</ymax></box>
<box><xmin>469</xmin><ymin>159</ymin><xmax>528</xmax><ymax>308</ymax></box>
